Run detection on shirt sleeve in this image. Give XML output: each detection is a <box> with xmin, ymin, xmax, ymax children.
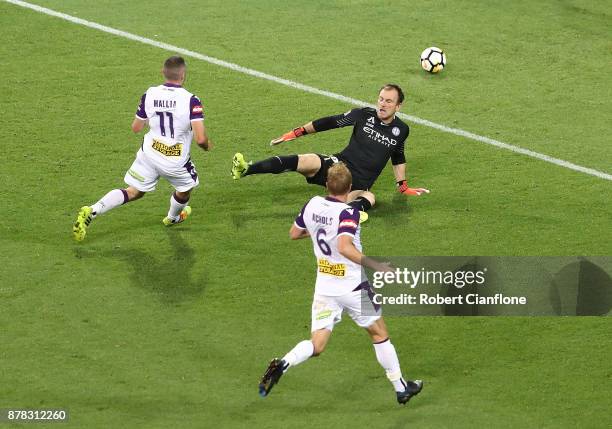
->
<box><xmin>390</xmin><ymin>126</ymin><xmax>408</xmax><ymax>165</ymax></box>
<box><xmin>337</xmin><ymin>208</ymin><xmax>360</xmax><ymax>236</ymax></box>
<box><xmin>312</xmin><ymin>108</ymin><xmax>363</xmax><ymax>132</ymax></box>
<box><xmin>294</xmin><ymin>202</ymin><xmax>308</xmax><ymax>229</ymax></box>
<box><xmin>190</xmin><ymin>95</ymin><xmax>204</xmax><ymax>121</ymax></box>
<box><xmin>135</xmin><ymin>93</ymin><xmax>147</xmax><ymax>119</ymax></box>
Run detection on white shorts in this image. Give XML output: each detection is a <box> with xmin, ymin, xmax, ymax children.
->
<box><xmin>124</xmin><ymin>150</ymin><xmax>200</xmax><ymax>192</ymax></box>
<box><xmin>311</xmin><ymin>289</ymin><xmax>381</xmax><ymax>332</ymax></box>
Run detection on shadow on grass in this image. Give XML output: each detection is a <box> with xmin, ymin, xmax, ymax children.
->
<box><xmin>230</xmin><ymin>208</ymin><xmax>299</xmax><ymax>228</ymax></box>
<box><xmin>377</xmin><ymin>193</ymin><xmax>413</xmax><ymax>218</ymax></box>
<box><xmin>228</xmin><ymin>185</ymin><xmax>413</xmax><ymax>228</ymax></box>
<box><xmin>74</xmin><ymin>229</ymin><xmax>206</xmax><ymax>305</ymax></box>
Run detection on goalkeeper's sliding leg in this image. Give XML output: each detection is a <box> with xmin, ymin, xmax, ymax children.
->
<box><xmin>232</xmin><ymin>153</ymin><xmax>322</xmax><ymax>180</ymax></box>
<box><xmin>232</xmin><ymin>152</ymin><xmax>373</xmax><ymax>223</ymax></box>
<box><xmin>347</xmin><ymin>190</ymin><xmax>375</xmax><ymax>223</ymax></box>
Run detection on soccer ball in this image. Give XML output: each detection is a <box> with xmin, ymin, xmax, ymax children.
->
<box><xmin>420</xmin><ymin>47</ymin><xmax>446</xmax><ymax>73</ymax></box>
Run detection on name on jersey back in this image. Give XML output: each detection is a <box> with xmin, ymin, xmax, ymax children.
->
<box><xmin>153</xmin><ymin>99</ymin><xmax>176</xmax><ymax>109</ymax></box>
<box><xmin>312</xmin><ymin>213</ymin><xmax>333</xmax><ymax>225</ymax></box>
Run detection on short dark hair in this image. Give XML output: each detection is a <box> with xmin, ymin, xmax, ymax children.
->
<box><xmin>379</xmin><ymin>83</ymin><xmax>404</xmax><ymax>104</ymax></box>
<box><xmin>163</xmin><ymin>56</ymin><xmax>186</xmax><ymax>81</ymax></box>
<box><xmin>326</xmin><ymin>162</ymin><xmax>352</xmax><ymax>195</ymax></box>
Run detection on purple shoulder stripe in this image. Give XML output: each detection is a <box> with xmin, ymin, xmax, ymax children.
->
<box><xmin>294</xmin><ymin>201</ymin><xmax>309</xmax><ymax>229</ymax></box>
<box><xmin>190</xmin><ymin>95</ymin><xmax>204</xmax><ymax>120</ymax></box>
<box><xmin>337</xmin><ymin>207</ymin><xmax>359</xmax><ymax>235</ymax></box>
<box><xmin>136</xmin><ymin>92</ymin><xmax>147</xmax><ymax>119</ymax></box>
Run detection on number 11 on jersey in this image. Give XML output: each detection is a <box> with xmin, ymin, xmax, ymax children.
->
<box><xmin>155</xmin><ymin>111</ymin><xmax>174</xmax><ymax>138</ymax></box>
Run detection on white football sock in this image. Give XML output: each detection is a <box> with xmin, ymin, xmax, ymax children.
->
<box><xmin>373</xmin><ymin>339</ymin><xmax>407</xmax><ymax>392</ymax></box>
<box><xmin>91</xmin><ymin>189</ymin><xmax>128</xmax><ymax>217</ymax></box>
<box><xmin>167</xmin><ymin>193</ymin><xmax>188</xmax><ymax>221</ymax></box>
<box><xmin>282</xmin><ymin>340</ymin><xmax>314</xmax><ymax>371</ymax></box>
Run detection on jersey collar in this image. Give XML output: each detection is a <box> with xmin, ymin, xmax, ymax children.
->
<box><xmin>325</xmin><ymin>196</ymin><xmax>343</xmax><ymax>203</ymax></box>
<box><xmin>163</xmin><ymin>82</ymin><xmax>182</xmax><ymax>88</ymax></box>
<box><xmin>379</xmin><ymin>115</ymin><xmax>396</xmax><ymax>126</ymax></box>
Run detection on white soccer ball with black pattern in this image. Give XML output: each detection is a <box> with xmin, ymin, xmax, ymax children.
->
<box><xmin>420</xmin><ymin>47</ymin><xmax>446</xmax><ymax>73</ymax></box>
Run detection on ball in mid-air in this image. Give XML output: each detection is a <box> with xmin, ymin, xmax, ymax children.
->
<box><xmin>420</xmin><ymin>47</ymin><xmax>446</xmax><ymax>73</ymax></box>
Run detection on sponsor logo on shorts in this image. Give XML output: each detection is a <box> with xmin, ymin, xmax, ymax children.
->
<box><xmin>318</xmin><ymin>258</ymin><xmax>346</xmax><ymax>277</ymax></box>
<box><xmin>152</xmin><ymin>139</ymin><xmax>182</xmax><ymax>156</ymax></box>
<box><xmin>316</xmin><ymin>310</ymin><xmax>332</xmax><ymax>320</ymax></box>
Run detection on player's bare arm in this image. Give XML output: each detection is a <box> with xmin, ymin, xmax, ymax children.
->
<box><xmin>192</xmin><ymin>120</ymin><xmax>212</xmax><ymax>151</ymax></box>
<box><xmin>131</xmin><ymin>117</ymin><xmax>147</xmax><ymax>133</ymax></box>
<box><xmin>392</xmin><ymin>163</ymin><xmax>407</xmax><ymax>183</ymax></box>
<box><xmin>337</xmin><ymin>235</ymin><xmax>392</xmax><ymax>273</ymax></box>
<box><xmin>393</xmin><ymin>162</ymin><xmax>430</xmax><ymax>196</ymax></box>
<box><xmin>289</xmin><ymin>223</ymin><xmax>310</xmax><ymax>240</ymax></box>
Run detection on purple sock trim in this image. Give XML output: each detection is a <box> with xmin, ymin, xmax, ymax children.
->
<box><xmin>121</xmin><ymin>189</ymin><xmax>129</xmax><ymax>204</ymax></box>
<box><xmin>173</xmin><ymin>192</ymin><xmax>190</xmax><ymax>204</ymax></box>
<box><xmin>373</xmin><ymin>337</ymin><xmax>390</xmax><ymax>345</ymax></box>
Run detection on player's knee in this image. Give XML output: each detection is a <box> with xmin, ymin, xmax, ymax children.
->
<box><xmin>366</xmin><ymin>318</ymin><xmax>388</xmax><ymax>342</ymax></box>
<box><xmin>125</xmin><ymin>187</ymin><xmax>145</xmax><ymax>201</ymax></box>
<box><xmin>370</xmin><ymin>333</ymin><xmax>388</xmax><ymax>343</ymax></box>
<box><xmin>310</xmin><ymin>337</ymin><xmax>328</xmax><ymax>356</ymax></box>
<box><xmin>175</xmin><ymin>190</ymin><xmax>191</xmax><ymax>202</ymax></box>
<box><xmin>297</xmin><ymin>154</ymin><xmax>321</xmax><ymax>176</ymax></box>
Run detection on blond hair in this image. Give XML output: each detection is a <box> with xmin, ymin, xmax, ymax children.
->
<box><xmin>326</xmin><ymin>162</ymin><xmax>352</xmax><ymax>195</ymax></box>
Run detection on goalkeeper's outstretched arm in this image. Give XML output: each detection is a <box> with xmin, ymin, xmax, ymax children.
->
<box><xmin>393</xmin><ymin>163</ymin><xmax>430</xmax><ymax>196</ymax></box>
<box><xmin>269</xmin><ymin>121</ymin><xmax>316</xmax><ymax>145</ymax></box>
<box><xmin>270</xmin><ymin>109</ymin><xmax>359</xmax><ymax>145</ymax></box>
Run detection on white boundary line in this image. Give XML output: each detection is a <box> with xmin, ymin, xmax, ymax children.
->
<box><xmin>5</xmin><ymin>0</ymin><xmax>612</xmax><ymax>181</ymax></box>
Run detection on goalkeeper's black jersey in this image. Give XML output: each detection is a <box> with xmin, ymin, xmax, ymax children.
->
<box><xmin>322</xmin><ymin>107</ymin><xmax>409</xmax><ymax>187</ymax></box>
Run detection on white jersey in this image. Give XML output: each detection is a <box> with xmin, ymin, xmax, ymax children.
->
<box><xmin>135</xmin><ymin>83</ymin><xmax>204</xmax><ymax>168</ymax></box>
<box><xmin>294</xmin><ymin>196</ymin><xmax>365</xmax><ymax>296</ymax></box>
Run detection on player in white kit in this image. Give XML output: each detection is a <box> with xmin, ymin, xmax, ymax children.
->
<box><xmin>73</xmin><ymin>56</ymin><xmax>212</xmax><ymax>241</ymax></box>
<box><xmin>259</xmin><ymin>163</ymin><xmax>423</xmax><ymax>406</ymax></box>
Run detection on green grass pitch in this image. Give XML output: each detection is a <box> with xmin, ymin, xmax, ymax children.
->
<box><xmin>1</xmin><ymin>1</ymin><xmax>611</xmax><ymax>428</ymax></box>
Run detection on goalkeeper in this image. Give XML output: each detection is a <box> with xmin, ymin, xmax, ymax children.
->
<box><xmin>231</xmin><ymin>84</ymin><xmax>429</xmax><ymax>222</ymax></box>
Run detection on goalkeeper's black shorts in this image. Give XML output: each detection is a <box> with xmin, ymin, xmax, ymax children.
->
<box><xmin>305</xmin><ymin>153</ymin><xmax>374</xmax><ymax>191</ymax></box>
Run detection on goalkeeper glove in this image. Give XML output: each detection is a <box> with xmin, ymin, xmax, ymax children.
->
<box><xmin>397</xmin><ymin>180</ymin><xmax>430</xmax><ymax>196</ymax></box>
<box><xmin>270</xmin><ymin>126</ymin><xmax>307</xmax><ymax>146</ymax></box>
